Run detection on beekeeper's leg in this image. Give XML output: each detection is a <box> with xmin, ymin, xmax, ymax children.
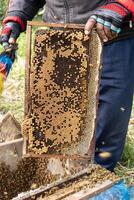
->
<box><xmin>95</xmin><ymin>37</ymin><xmax>134</xmax><ymax>171</ymax></box>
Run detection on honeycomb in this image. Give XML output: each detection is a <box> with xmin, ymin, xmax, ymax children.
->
<box><xmin>23</xmin><ymin>27</ymin><xmax>101</xmax><ymax>156</ymax></box>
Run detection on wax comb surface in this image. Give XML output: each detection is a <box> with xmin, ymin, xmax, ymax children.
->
<box><xmin>24</xmin><ymin>27</ymin><xmax>101</xmax><ymax>156</ymax></box>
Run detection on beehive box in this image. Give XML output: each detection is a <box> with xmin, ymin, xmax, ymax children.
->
<box><xmin>11</xmin><ymin>164</ymin><xmax>119</xmax><ymax>200</ymax></box>
<box><xmin>0</xmin><ymin>156</ymin><xmax>123</xmax><ymax>200</ymax></box>
<box><xmin>22</xmin><ymin>22</ymin><xmax>101</xmax><ymax>161</ymax></box>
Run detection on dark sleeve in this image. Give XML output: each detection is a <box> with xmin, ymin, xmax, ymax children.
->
<box><xmin>7</xmin><ymin>0</ymin><xmax>46</xmax><ymax>22</ymax></box>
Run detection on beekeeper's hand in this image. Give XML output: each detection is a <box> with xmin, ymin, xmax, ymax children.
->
<box><xmin>84</xmin><ymin>1</ymin><xmax>131</xmax><ymax>42</ymax></box>
<box><xmin>0</xmin><ymin>16</ymin><xmax>26</xmax><ymax>49</ymax></box>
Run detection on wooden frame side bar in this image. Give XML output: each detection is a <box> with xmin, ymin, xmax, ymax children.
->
<box><xmin>25</xmin><ymin>24</ymin><xmax>32</xmax><ymax>116</ymax></box>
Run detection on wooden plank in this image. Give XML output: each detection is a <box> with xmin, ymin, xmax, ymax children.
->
<box><xmin>27</xmin><ymin>21</ymin><xmax>85</xmax><ymax>29</ymax></box>
<box><xmin>24</xmin><ymin>24</ymin><xmax>32</xmax><ymax>155</ymax></box>
<box><xmin>42</xmin><ymin>187</ymin><xmax>77</xmax><ymax>200</ymax></box>
<box><xmin>64</xmin><ymin>180</ymin><xmax>116</xmax><ymax>200</ymax></box>
<box><xmin>0</xmin><ymin>138</ymin><xmax>23</xmax><ymax>147</ymax></box>
<box><xmin>25</xmin><ymin>24</ymin><xmax>32</xmax><ymax>117</ymax></box>
<box><xmin>42</xmin><ymin>179</ymin><xmax>90</xmax><ymax>200</ymax></box>
<box><xmin>25</xmin><ymin>152</ymin><xmax>90</xmax><ymax>160</ymax></box>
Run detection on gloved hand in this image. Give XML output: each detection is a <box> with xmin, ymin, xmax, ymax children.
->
<box><xmin>0</xmin><ymin>16</ymin><xmax>26</xmax><ymax>49</ymax></box>
<box><xmin>85</xmin><ymin>2</ymin><xmax>131</xmax><ymax>42</ymax></box>
<box><xmin>0</xmin><ymin>22</ymin><xmax>21</xmax><ymax>48</ymax></box>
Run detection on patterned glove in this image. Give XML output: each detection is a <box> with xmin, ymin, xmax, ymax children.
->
<box><xmin>0</xmin><ymin>16</ymin><xmax>26</xmax><ymax>48</ymax></box>
<box><xmin>89</xmin><ymin>2</ymin><xmax>130</xmax><ymax>34</ymax></box>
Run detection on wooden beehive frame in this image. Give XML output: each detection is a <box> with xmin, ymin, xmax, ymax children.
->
<box><xmin>23</xmin><ymin>21</ymin><xmax>101</xmax><ymax>160</ymax></box>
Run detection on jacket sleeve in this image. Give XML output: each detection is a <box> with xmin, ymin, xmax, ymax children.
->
<box><xmin>117</xmin><ymin>0</ymin><xmax>134</xmax><ymax>20</ymax></box>
<box><xmin>7</xmin><ymin>0</ymin><xmax>46</xmax><ymax>22</ymax></box>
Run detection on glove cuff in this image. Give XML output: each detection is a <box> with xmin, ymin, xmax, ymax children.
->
<box><xmin>117</xmin><ymin>0</ymin><xmax>134</xmax><ymax>20</ymax></box>
<box><xmin>3</xmin><ymin>16</ymin><xmax>26</xmax><ymax>31</ymax></box>
<box><xmin>101</xmin><ymin>2</ymin><xmax>130</xmax><ymax>17</ymax></box>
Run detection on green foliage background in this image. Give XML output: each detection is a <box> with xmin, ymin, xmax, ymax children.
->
<box><xmin>0</xmin><ymin>0</ymin><xmax>7</xmax><ymax>21</ymax></box>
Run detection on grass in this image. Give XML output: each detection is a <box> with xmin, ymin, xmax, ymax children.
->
<box><xmin>115</xmin><ymin>103</ymin><xmax>134</xmax><ymax>184</ymax></box>
<box><xmin>115</xmin><ymin>125</ymin><xmax>134</xmax><ymax>184</ymax></box>
<box><xmin>0</xmin><ymin>30</ymin><xmax>134</xmax><ymax>184</ymax></box>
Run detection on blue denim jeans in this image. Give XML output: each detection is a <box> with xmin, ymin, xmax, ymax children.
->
<box><xmin>95</xmin><ymin>37</ymin><xmax>134</xmax><ymax>171</ymax></box>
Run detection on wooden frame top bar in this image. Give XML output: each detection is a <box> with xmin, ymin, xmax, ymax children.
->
<box><xmin>27</xmin><ymin>21</ymin><xmax>85</xmax><ymax>29</ymax></box>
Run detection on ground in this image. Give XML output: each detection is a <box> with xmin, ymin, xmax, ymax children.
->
<box><xmin>0</xmin><ymin>32</ymin><xmax>134</xmax><ymax>184</ymax></box>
